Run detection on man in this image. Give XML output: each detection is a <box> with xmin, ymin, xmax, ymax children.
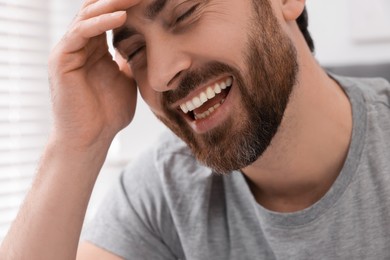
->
<box><xmin>1</xmin><ymin>0</ymin><xmax>390</xmax><ymax>259</ymax></box>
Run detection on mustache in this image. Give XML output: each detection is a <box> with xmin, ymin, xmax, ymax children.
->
<box><xmin>163</xmin><ymin>62</ymin><xmax>236</xmax><ymax>105</ymax></box>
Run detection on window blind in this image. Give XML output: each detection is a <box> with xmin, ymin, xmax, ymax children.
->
<box><xmin>0</xmin><ymin>0</ymin><xmax>79</xmax><ymax>242</ymax></box>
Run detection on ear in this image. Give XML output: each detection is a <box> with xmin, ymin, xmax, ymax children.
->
<box><xmin>115</xmin><ymin>50</ymin><xmax>133</xmax><ymax>78</ymax></box>
<box><xmin>281</xmin><ymin>0</ymin><xmax>305</xmax><ymax>21</ymax></box>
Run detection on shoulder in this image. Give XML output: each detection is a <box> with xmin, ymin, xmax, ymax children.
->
<box><xmin>83</xmin><ymin>131</ymin><xmax>208</xmax><ymax>259</ymax></box>
<box><xmin>333</xmin><ymin>75</ymin><xmax>390</xmax><ymax>173</ymax></box>
<box><xmin>332</xmin><ymin>75</ymin><xmax>390</xmax><ymax>138</ymax></box>
<box><xmin>332</xmin><ymin>74</ymin><xmax>390</xmax><ymax>108</ymax></box>
<box><xmin>122</xmin><ymin>129</ymin><xmax>211</xmax><ymax>180</ymax></box>
<box><xmin>120</xmin><ymin>130</ymin><xmax>214</xmax><ymax>204</ymax></box>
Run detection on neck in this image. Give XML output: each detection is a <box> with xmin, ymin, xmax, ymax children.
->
<box><xmin>242</xmin><ymin>50</ymin><xmax>353</xmax><ymax>213</ymax></box>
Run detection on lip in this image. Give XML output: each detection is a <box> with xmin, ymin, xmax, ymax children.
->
<box><xmin>170</xmin><ymin>74</ymin><xmax>233</xmax><ymax>110</ymax></box>
<box><xmin>186</xmin><ymin>77</ymin><xmax>236</xmax><ymax>134</ymax></box>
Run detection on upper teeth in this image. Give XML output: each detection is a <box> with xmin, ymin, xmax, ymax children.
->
<box><xmin>179</xmin><ymin>77</ymin><xmax>232</xmax><ymax>113</ymax></box>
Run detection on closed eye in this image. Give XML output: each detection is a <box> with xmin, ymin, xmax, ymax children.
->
<box><xmin>127</xmin><ymin>46</ymin><xmax>145</xmax><ymax>62</ymax></box>
<box><xmin>175</xmin><ymin>3</ymin><xmax>200</xmax><ymax>24</ymax></box>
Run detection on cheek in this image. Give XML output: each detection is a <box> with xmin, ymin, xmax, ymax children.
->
<box><xmin>183</xmin><ymin>12</ymin><xmax>250</xmax><ymax>70</ymax></box>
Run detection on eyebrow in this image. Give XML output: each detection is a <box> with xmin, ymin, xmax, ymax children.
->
<box><xmin>112</xmin><ymin>0</ymin><xmax>169</xmax><ymax>48</ymax></box>
<box><xmin>145</xmin><ymin>0</ymin><xmax>168</xmax><ymax>20</ymax></box>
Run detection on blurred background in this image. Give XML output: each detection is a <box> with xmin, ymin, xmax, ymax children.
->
<box><xmin>0</xmin><ymin>0</ymin><xmax>389</xmax><ymax>243</ymax></box>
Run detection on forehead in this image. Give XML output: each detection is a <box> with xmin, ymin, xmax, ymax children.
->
<box><xmin>125</xmin><ymin>0</ymin><xmax>176</xmax><ymax>20</ymax></box>
<box><xmin>114</xmin><ymin>0</ymin><xmax>178</xmax><ymax>34</ymax></box>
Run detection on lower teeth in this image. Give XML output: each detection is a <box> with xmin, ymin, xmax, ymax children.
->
<box><xmin>194</xmin><ymin>99</ymin><xmax>225</xmax><ymax>120</ymax></box>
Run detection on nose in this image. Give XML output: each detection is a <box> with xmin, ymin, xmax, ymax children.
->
<box><xmin>146</xmin><ymin>35</ymin><xmax>191</xmax><ymax>92</ymax></box>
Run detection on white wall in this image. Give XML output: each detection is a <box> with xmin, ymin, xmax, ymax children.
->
<box><xmin>306</xmin><ymin>0</ymin><xmax>390</xmax><ymax>66</ymax></box>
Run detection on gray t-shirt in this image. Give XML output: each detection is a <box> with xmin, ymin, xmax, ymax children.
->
<box><xmin>83</xmin><ymin>75</ymin><xmax>390</xmax><ymax>259</ymax></box>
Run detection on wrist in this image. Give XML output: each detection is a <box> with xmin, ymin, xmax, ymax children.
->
<box><xmin>48</xmin><ymin>127</ymin><xmax>114</xmax><ymax>152</ymax></box>
<box><xmin>44</xmin><ymin>133</ymin><xmax>113</xmax><ymax>175</ymax></box>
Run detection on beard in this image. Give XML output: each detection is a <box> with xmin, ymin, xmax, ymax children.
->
<box><xmin>157</xmin><ymin>0</ymin><xmax>298</xmax><ymax>174</ymax></box>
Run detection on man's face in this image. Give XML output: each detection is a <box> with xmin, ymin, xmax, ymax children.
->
<box><xmin>115</xmin><ymin>0</ymin><xmax>298</xmax><ymax>173</ymax></box>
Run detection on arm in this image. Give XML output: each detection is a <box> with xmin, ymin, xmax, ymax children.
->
<box><xmin>77</xmin><ymin>242</ymin><xmax>124</xmax><ymax>260</ymax></box>
<box><xmin>0</xmin><ymin>0</ymin><xmax>140</xmax><ymax>258</ymax></box>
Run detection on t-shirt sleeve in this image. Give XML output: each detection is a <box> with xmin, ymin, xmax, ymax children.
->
<box><xmin>82</xmin><ymin>154</ymin><xmax>179</xmax><ymax>260</ymax></box>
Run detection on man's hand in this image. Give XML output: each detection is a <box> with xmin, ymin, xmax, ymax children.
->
<box><xmin>0</xmin><ymin>0</ymin><xmax>142</xmax><ymax>259</ymax></box>
<box><xmin>48</xmin><ymin>0</ymin><xmax>140</xmax><ymax>149</ymax></box>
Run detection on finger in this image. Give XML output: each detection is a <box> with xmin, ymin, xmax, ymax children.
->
<box><xmin>79</xmin><ymin>0</ymin><xmax>141</xmax><ymax>21</ymax></box>
<box><xmin>61</xmin><ymin>11</ymin><xmax>127</xmax><ymax>53</ymax></box>
<box><xmin>81</xmin><ymin>0</ymin><xmax>100</xmax><ymax>9</ymax></box>
<box><xmin>83</xmin><ymin>35</ymin><xmax>111</xmax><ymax>68</ymax></box>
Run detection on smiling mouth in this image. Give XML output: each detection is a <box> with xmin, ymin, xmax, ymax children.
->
<box><xmin>178</xmin><ymin>77</ymin><xmax>233</xmax><ymax>121</ymax></box>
